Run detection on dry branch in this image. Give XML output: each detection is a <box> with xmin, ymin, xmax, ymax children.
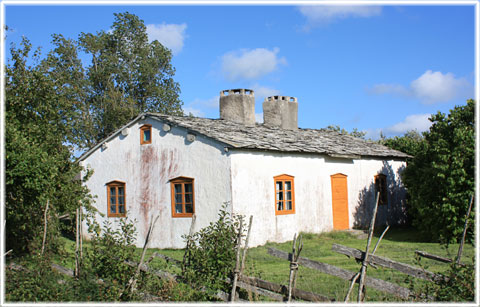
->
<box><xmin>415</xmin><ymin>250</ymin><xmax>454</xmax><ymax>264</ymax></box>
<box><xmin>357</xmin><ymin>191</ymin><xmax>380</xmax><ymax>302</ymax></box>
<box><xmin>41</xmin><ymin>200</ymin><xmax>50</xmax><ymax>256</ymax></box>
<box><xmin>457</xmin><ymin>194</ymin><xmax>474</xmax><ymax>264</ymax></box>
<box><xmin>230</xmin><ymin>216</ymin><xmax>244</xmax><ymax>301</ymax></box>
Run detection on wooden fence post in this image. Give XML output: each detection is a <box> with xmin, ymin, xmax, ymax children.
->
<box><xmin>457</xmin><ymin>194</ymin><xmax>474</xmax><ymax>264</ymax></box>
<box><xmin>230</xmin><ymin>216</ymin><xmax>244</xmax><ymax>302</ymax></box>
<box><xmin>41</xmin><ymin>199</ymin><xmax>50</xmax><ymax>256</ymax></box>
<box><xmin>240</xmin><ymin>215</ymin><xmax>253</xmax><ymax>274</ymax></box>
<box><xmin>357</xmin><ymin>191</ymin><xmax>380</xmax><ymax>302</ymax></box>
<box><xmin>182</xmin><ymin>214</ymin><xmax>196</xmax><ymax>273</ymax></box>
<box><xmin>344</xmin><ymin>225</ymin><xmax>389</xmax><ymax>302</ymax></box>
<box><xmin>287</xmin><ymin>233</ymin><xmax>303</xmax><ymax>302</ymax></box>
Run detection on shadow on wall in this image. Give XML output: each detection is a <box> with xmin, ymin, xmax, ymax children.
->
<box><xmin>353</xmin><ymin>161</ymin><xmax>407</xmax><ymax>229</ymax></box>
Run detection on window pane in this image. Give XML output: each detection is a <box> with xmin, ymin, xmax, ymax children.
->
<box><xmin>286</xmin><ymin>191</ymin><xmax>292</xmax><ymax>201</ymax></box>
<box><xmin>276</xmin><ymin>181</ymin><xmax>283</xmax><ymax>191</ymax></box>
<box><xmin>174</xmin><ymin>184</ymin><xmax>182</xmax><ymax>194</ymax></box>
<box><xmin>185</xmin><ymin>203</ymin><xmax>193</xmax><ymax>213</ymax></box>
<box><xmin>110</xmin><ymin>196</ymin><xmax>116</xmax><ymax>205</ymax></box>
<box><xmin>118</xmin><ymin>196</ymin><xmax>124</xmax><ymax>205</ymax></box>
<box><xmin>143</xmin><ymin>129</ymin><xmax>151</xmax><ymax>142</ymax></box>
<box><xmin>285</xmin><ymin>181</ymin><xmax>291</xmax><ymax>190</ymax></box>
<box><xmin>185</xmin><ymin>193</ymin><xmax>192</xmax><ymax>204</ymax></box>
<box><xmin>277</xmin><ymin>191</ymin><xmax>284</xmax><ymax>201</ymax></box>
<box><xmin>277</xmin><ymin>201</ymin><xmax>284</xmax><ymax>211</ymax></box>
<box><xmin>119</xmin><ymin>205</ymin><xmax>125</xmax><ymax>213</ymax></box>
<box><xmin>110</xmin><ymin>187</ymin><xmax>116</xmax><ymax>196</ymax></box>
<box><xmin>175</xmin><ymin>203</ymin><xmax>183</xmax><ymax>213</ymax></box>
<box><xmin>287</xmin><ymin>201</ymin><xmax>292</xmax><ymax>210</ymax></box>
<box><xmin>110</xmin><ymin>205</ymin><xmax>116</xmax><ymax>213</ymax></box>
<box><xmin>118</xmin><ymin>187</ymin><xmax>124</xmax><ymax>196</ymax></box>
<box><xmin>175</xmin><ymin>194</ymin><xmax>183</xmax><ymax>204</ymax></box>
<box><xmin>184</xmin><ymin>183</ymin><xmax>192</xmax><ymax>193</ymax></box>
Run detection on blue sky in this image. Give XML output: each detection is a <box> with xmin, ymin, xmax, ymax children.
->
<box><xmin>3</xmin><ymin>1</ymin><xmax>477</xmax><ymax>139</ymax></box>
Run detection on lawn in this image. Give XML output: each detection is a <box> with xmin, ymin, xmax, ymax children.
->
<box><xmin>57</xmin><ymin>227</ymin><xmax>475</xmax><ymax>302</ymax></box>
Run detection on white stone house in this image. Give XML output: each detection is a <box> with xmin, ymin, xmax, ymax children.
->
<box><xmin>78</xmin><ymin>89</ymin><xmax>410</xmax><ymax>248</ymax></box>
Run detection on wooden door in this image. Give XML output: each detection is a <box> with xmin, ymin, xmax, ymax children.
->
<box><xmin>331</xmin><ymin>173</ymin><xmax>349</xmax><ymax>230</ymax></box>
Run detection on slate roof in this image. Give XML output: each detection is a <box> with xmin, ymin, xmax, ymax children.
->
<box><xmin>148</xmin><ymin>113</ymin><xmax>410</xmax><ymax>159</ymax></box>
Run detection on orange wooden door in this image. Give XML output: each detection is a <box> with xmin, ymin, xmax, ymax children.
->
<box><xmin>331</xmin><ymin>174</ymin><xmax>349</xmax><ymax>230</ymax></box>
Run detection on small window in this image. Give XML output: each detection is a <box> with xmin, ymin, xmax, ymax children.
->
<box><xmin>107</xmin><ymin>181</ymin><xmax>126</xmax><ymax>217</ymax></box>
<box><xmin>375</xmin><ymin>174</ymin><xmax>388</xmax><ymax>206</ymax></box>
<box><xmin>274</xmin><ymin>174</ymin><xmax>295</xmax><ymax>215</ymax></box>
<box><xmin>170</xmin><ymin>177</ymin><xmax>195</xmax><ymax>218</ymax></box>
<box><xmin>140</xmin><ymin>124</ymin><xmax>152</xmax><ymax>145</ymax></box>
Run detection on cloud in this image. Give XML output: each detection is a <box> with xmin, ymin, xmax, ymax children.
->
<box><xmin>255</xmin><ymin>113</ymin><xmax>263</xmax><ymax>123</ymax></box>
<box><xmin>384</xmin><ymin>113</ymin><xmax>432</xmax><ymax>135</ymax></box>
<box><xmin>183</xmin><ymin>106</ymin><xmax>204</xmax><ymax>117</ymax></box>
<box><xmin>221</xmin><ymin>48</ymin><xmax>287</xmax><ymax>81</ymax></box>
<box><xmin>298</xmin><ymin>5</ymin><xmax>382</xmax><ymax>26</ymax></box>
<box><xmin>250</xmin><ymin>84</ymin><xmax>281</xmax><ymax>100</ymax></box>
<box><xmin>146</xmin><ymin>23</ymin><xmax>187</xmax><ymax>55</ymax></box>
<box><xmin>369</xmin><ymin>70</ymin><xmax>473</xmax><ymax>104</ymax></box>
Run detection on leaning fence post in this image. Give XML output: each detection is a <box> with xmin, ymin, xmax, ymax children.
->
<box><xmin>230</xmin><ymin>216</ymin><xmax>244</xmax><ymax>302</ymax></box>
<box><xmin>287</xmin><ymin>233</ymin><xmax>303</xmax><ymax>303</ymax></box>
<box><xmin>457</xmin><ymin>194</ymin><xmax>474</xmax><ymax>264</ymax></box>
<box><xmin>41</xmin><ymin>199</ymin><xmax>50</xmax><ymax>256</ymax></box>
<box><xmin>182</xmin><ymin>214</ymin><xmax>196</xmax><ymax>273</ymax></box>
<box><xmin>240</xmin><ymin>215</ymin><xmax>253</xmax><ymax>274</ymax></box>
<box><xmin>344</xmin><ymin>225</ymin><xmax>389</xmax><ymax>302</ymax></box>
<box><xmin>357</xmin><ymin>191</ymin><xmax>380</xmax><ymax>302</ymax></box>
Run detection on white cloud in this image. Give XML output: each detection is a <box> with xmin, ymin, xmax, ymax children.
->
<box><xmin>146</xmin><ymin>23</ymin><xmax>187</xmax><ymax>55</ymax></box>
<box><xmin>255</xmin><ymin>113</ymin><xmax>263</xmax><ymax>123</ymax></box>
<box><xmin>250</xmin><ymin>84</ymin><xmax>281</xmax><ymax>100</ymax></box>
<box><xmin>298</xmin><ymin>5</ymin><xmax>382</xmax><ymax>26</ymax></box>
<box><xmin>384</xmin><ymin>113</ymin><xmax>432</xmax><ymax>135</ymax></box>
<box><xmin>221</xmin><ymin>48</ymin><xmax>287</xmax><ymax>81</ymax></box>
<box><xmin>190</xmin><ymin>96</ymin><xmax>219</xmax><ymax>109</ymax></box>
<box><xmin>183</xmin><ymin>106</ymin><xmax>204</xmax><ymax>117</ymax></box>
<box><xmin>410</xmin><ymin>70</ymin><xmax>472</xmax><ymax>104</ymax></box>
<box><xmin>369</xmin><ymin>70</ymin><xmax>473</xmax><ymax>104</ymax></box>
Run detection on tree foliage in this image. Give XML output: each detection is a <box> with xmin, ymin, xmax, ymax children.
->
<box><xmin>400</xmin><ymin>100</ymin><xmax>475</xmax><ymax>243</ymax></box>
<box><xmin>5</xmin><ymin>38</ymin><xmax>92</xmax><ymax>255</ymax></box>
<box><xmin>182</xmin><ymin>204</ymin><xmax>243</xmax><ymax>296</ymax></box>
<box><xmin>381</xmin><ymin>130</ymin><xmax>426</xmax><ymax>158</ymax></box>
<box><xmin>41</xmin><ymin>12</ymin><xmax>183</xmax><ymax>149</ymax></box>
<box><xmin>326</xmin><ymin>125</ymin><xmax>367</xmax><ymax>139</ymax></box>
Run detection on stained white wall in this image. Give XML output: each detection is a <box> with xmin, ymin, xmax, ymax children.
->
<box><xmin>230</xmin><ymin>150</ymin><xmax>407</xmax><ymax>247</ymax></box>
<box><xmin>81</xmin><ymin>118</ymin><xmax>232</xmax><ymax>248</ymax></box>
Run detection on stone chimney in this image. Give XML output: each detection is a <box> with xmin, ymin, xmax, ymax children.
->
<box><xmin>262</xmin><ymin>95</ymin><xmax>298</xmax><ymax>130</ymax></box>
<box><xmin>219</xmin><ymin>89</ymin><xmax>255</xmax><ymax>126</ymax></box>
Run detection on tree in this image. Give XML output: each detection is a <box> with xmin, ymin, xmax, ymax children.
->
<box><xmin>326</xmin><ymin>125</ymin><xmax>367</xmax><ymax>139</ymax></box>
<box><xmin>381</xmin><ymin>130</ymin><xmax>426</xmax><ymax>157</ymax></box>
<box><xmin>402</xmin><ymin>100</ymin><xmax>475</xmax><ymax>243</ymax></box>
<box><xmin>5</xmin><ymin>38</ymin><xmax>92</xmax><ymax>255</ymax></box>
<box><xmin>41</xmin><ymin>12</ymin><xmax>183</xmax><ymax>149</ymax></box>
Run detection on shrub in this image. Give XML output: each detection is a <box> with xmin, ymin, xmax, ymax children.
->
<box><xmin>182</xmin><ymin>203</ymin><xmax>243</xmax><ymax>296</ymax></box>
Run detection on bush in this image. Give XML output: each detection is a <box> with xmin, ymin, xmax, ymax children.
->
<box><xmin>409</xmin><ymin>257</ymin><xmax>475</xmax><ymax>302</ymax></box>
<box><xmin>402</xmin><ymin>100</ymin><xmax>475</xmax><ymax>243</ymax></box>
<box><xmin>182</xmin><ymin>203</ymin><xmax>243</xmax><ymax>296</ymax></box>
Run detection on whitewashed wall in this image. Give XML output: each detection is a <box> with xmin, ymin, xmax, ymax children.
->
<box><xmin>81</xmin><ymin>118</ymin><xmax>232</xmax><ymax>248</ymax></box>
<box><xmin>230</xmin><ymin>150</ymin><xmax>407</xmax><ymax>247</ymax></box>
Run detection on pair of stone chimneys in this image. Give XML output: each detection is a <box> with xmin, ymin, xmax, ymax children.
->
<box><xmin>219</xmin><ymin>89</ymin><xmax>298</xmax><ymax>130</ymax></box>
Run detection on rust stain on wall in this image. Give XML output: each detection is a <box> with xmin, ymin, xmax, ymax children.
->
<box><xmin>140</xmin><ymin>146</ymin><xmax>157</xmax><ymax>234</ymax></box>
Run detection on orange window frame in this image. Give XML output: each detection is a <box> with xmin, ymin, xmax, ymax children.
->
<box><xmin>170</xmin><ymin>177</ymin><xmax>195</xmax><ymax>218</ymax></box>
<box><xmin>140</xmin><ymin>124</ymin><xmax>152</xmax><ymax>145</ymax></box>
<box><xmin>106</xmin><ymin>181</ymin><xmax>126</xmax><ymax>217</ymax></box>
<box><xmin>274</xmin><ymin>174</ymin><xmax>295</xmax><ymax>215</ymax></box>
<box><xmin>374</xmin><ymin>174</ymin><xmax>388</xmax><ymax>206</ymax></box>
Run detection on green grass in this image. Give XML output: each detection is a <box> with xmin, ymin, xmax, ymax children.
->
<box><xmin>56</xmin><ymin>227</ymin><xmax>475</xmax><ymax>302</ymax></box>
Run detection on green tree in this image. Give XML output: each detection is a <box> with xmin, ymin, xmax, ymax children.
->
<box><xmin>5</xmin><ymin>38</ymin><xmax>92</xmax><ymax>255</ymax></box>
<box><xmin>41</xmin><ymin>12</ymin><xmax>183</xmax><ymax>149</ymax></box>
<box><xmin>326</xmin><ymin>125</ymin><xmax>367</xmax><ymax>139</ymax></box>
<box><xmin>402</xmin><ymin>100</ymin><xmax>475</xmax><ymax>243</ymax></box>
<box><xmin>382</xmin><ymin>130</ymin><xmax>426</xmax><ymax>157</ymax></box>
